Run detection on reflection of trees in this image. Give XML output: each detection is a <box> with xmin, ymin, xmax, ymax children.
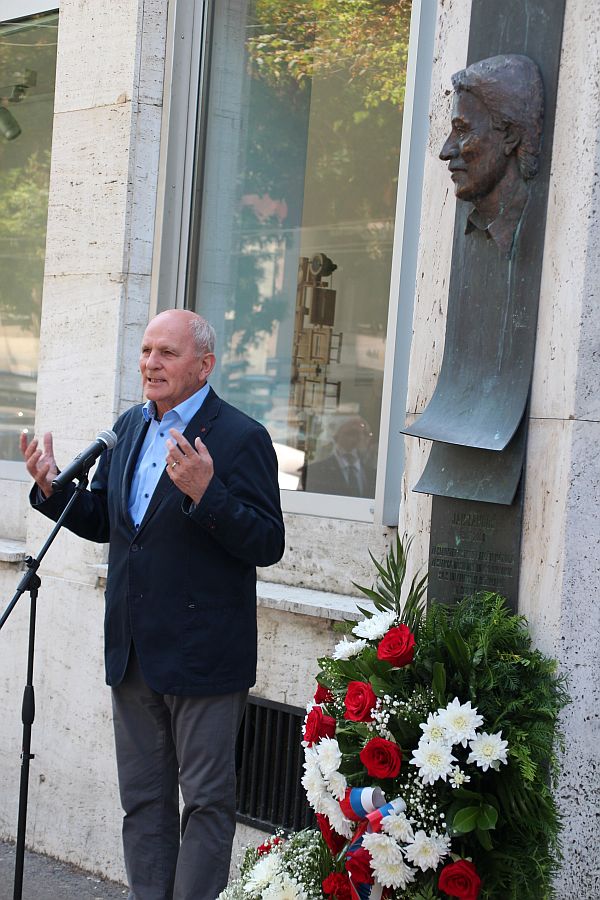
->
<box><xmin>246</xmin><ymin>0</ymin><xmax>411</xmax><ymax>107</ymax></box>
<box><xmin>0</xmin><ymin>13</ymin><xmax>55</xmax><ymax>338</ymax></box>
<box><xmin>0</xmin><ymin>150</ymin><xmax>50</xmax><ymax>334</ymax></box>
<box><xmin>230</xmin><ymin>0</ymin><xmax>411</xmax><ymax>352</ymax></box>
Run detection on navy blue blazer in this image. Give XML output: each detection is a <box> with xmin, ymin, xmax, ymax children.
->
<box><xmin>32</xmin><ymin>388</ymin><xmax>285</xmax><ymax>695</ymax></box>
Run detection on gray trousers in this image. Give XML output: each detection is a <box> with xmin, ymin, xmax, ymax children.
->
<box><xmin>111</xmin><ymin>648</ymin><xmax>247</xmax><ymax>900</ymax></box>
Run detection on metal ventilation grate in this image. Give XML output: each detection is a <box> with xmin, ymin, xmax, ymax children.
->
<box><xmin>236</xmin><ymin>695</ymin><xmax>315</xmax><ymax>833</ymax></box>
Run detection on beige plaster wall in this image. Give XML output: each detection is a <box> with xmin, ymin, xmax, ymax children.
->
<box><xmin>525</xmin><ymin>1</ymin><xmax>600</xmax><ymax>892</ymax></box>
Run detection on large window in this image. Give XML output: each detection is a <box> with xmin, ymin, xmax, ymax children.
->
<box><xmin>0</xmin><ymin>7</ymin><xmax>57</xmax><ymax>466</ymax></box>
<box><xmin>187</xmin><ymin>1</ymin><xmax>412</xmax><ymax>504</ymax></box>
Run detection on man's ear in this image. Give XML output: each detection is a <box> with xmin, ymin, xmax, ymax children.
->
<box><xmin>503</xmin><ymin>124</ymin><xmax>521</xmax><ymax>156</ymax></box>
<box><xmin>200</xmin><ymin>353</ymin><xmax>216</xmax><ymax>382</ymax></box>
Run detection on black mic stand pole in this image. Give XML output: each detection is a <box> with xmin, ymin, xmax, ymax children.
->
<box><xmin>0</xmin><ymin>471</ymin><xmax>91</xmax><ymax>900</ymax></box>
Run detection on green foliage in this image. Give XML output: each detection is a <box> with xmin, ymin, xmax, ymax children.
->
<box><xmin>0</xmin><ymin>150</ymin><xmax>51</xmax><ymax>330</ymax></box>
<box><xmin>354</xmin><ymin>534</ymin><xmax>428</xmax><ymax>628</ymax></box>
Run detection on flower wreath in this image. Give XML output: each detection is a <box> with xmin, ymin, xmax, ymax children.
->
<box><xmin>220</xmin><ymin>539</ymin><xmax>568</xmax><ymax>900</ymax></box>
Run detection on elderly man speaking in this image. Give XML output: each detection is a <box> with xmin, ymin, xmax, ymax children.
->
<box><xmin>21</xmin><ymin>309</ymin><xmax>285</xmax><ymax>900</ymax></box>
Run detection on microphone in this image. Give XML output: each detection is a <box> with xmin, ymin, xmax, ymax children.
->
<box><xmin>51</xmin><ymin>430</ymin><xmax>118</xmax><ymax>491</ymax></box>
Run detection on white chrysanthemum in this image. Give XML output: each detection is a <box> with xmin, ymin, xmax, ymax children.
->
<box><xmin>319</xmin><ymin>793</ymin><xmax>353</xmax><ymax>839</ymax></box>
<box><xmin>467</xmin><ymin>731</ymin><xmax>509</xmax><ymax>771</ymax></box>
<box><xmin>303</xmin><ymin>746</ymin><xmax>320</xmax><ymax>773</ymax></box>
<box><xmin>437</xmin><ymin>698</ymin><xmax>484</xmax><ymax>747</ymax></box>
<box><xmin>332</xmin><ymin>637</ymin><xmax>367</xmax><ymax>660</ymax></box>
<box><xmin>262</xmin><ymin>874</ymin><xmax>307</xmax><ymax>900</ymax></box>
<box><xmin>410</xmin><ymin>740</ymin><xmax>456</xmax><ymax>785</ymax></box>
<box><xmin>301</xmin><ymin>765</ymin><xmax>328</xmax><ymax>811</ymax></box>
<box><xmin>362</xmin><ymin>832</ymin><xmax>402</xmax><ymax>865</ymax></box>
<box><xmin>419</xmin><ymin>712</ymin><xmax>447</xmax><ymax>744</ymax></box>
<box><xmin>326</xmin><ymin>769</ymin><xmax>347</xmax><ymax>800</ymax></box>
<box><xmin>362</xmin><ymin>833</ymin><xmax>415</xmax><ymax>889</ymax></box>
<box><xmin>316</xmin><ymin>737</ymin><xmax>342</xmax><ymax>777</ymax></box>
<box><xmin>243</xmin><ymin>853</ymin><xmax>281</xmax><ymax>893</ymax></box>
<box><xmin>404</xmin><ymin>830</ymin><xmax>450</xmax><ymax>872</ymax></box>
<box><xmin>381</xmin><ymin>812</ymin><xmax>414</xmax><ymax>844</ymax></box>
<box><xmin>373</xmin><ymin>858</ymin><xmax>416</xmax><ymax>890</ymax></box>
<box><xmin>449</xmin><ymin>765</ymin><xmax>471</xmax><ymax>789</ymax></box>
<box><xmin>352</xmin><ymin>610</ymin><xmax>397</xmax><ymax>641</ymax></box>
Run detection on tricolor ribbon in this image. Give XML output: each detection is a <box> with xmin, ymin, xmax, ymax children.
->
<box><xmin>341</xmin><ymin>787</ymin><xmax>406</xmax><ymax>900</ymax></box>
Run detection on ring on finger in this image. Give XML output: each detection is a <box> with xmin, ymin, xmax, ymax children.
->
<box><xmin>170</xmin><ymin>461</ymin><xmax>178</xmax><ymax>469</ymax></box>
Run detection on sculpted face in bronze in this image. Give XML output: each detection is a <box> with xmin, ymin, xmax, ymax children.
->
<box><xmin>441</xmin><ymin>90</ymin><xmax>516</xmax><ymax>203</ymax></box>
<box><xmin>440</xmin><ymin>55</ymin><xmax>544</xmax><ymax>256</ymax></box>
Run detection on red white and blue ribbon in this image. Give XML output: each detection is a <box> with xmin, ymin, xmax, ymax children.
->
<box><xmin>341</xmin><ymin>788</ymin><xmax>406</xmax><ymax>900</ymax></box>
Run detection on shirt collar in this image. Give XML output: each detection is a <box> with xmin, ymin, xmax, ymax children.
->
<box><xmin>142</xmin><ymin>382</ymin><xmax>210</xmax><ymax>427</ymax></box>
<box><xmin>464</xmin><ymin>178</ymin><xmax>529</xmax><ymax>257</ymax></box>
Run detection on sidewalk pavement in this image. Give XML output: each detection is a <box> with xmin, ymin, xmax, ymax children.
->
<box><xmin>0</xmin><ymin>841</ymin><xmax>127</xmax><ymax>900</ymax></box>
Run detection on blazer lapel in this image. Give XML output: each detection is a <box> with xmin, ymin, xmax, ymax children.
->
<box><xmin>120</xmin><ymin>413</ymin><xmax>150</xmax><ymax>525</ymax></box>
<box><xmin>182</xmin><ymin>385</ymin><xmax>221</xmax><ymax>446</ymax></box>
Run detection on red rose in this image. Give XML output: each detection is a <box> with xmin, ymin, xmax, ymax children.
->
<box><xmin>314</xmin><ymin>683</ymin><xmax>334</xmax><ymax>704</ymax></box>
<box><xmin>316</xmin><ymin>813</ymin><xmax>347</xmax><ymax>856</ymax></box>
<box><xmin>346</xmin><ymin>847</ymin><xmax>374</xmax><ymax>884</ymax></box>
<box><xmin>304</xmin><ymin>705</ymin><xmax>336</xmax><ymax>746</ymax></box>
<box><xmin>377</xmin><ymin>624</ymin><xmax>415</xmax><ymax>667</ymax></box>
<box><xmin>359</xmin><ymin>737</ymin><xmax>402</xmax><ymax>778</ymax></box>
<box><xmin>438</xmin><ymin>859</ymin><xmax>482</xmax><ymax>900</ymax></box>
<box><xmin>322</xmin><ymin>872</ymin><xmax>352</xmax><ymax>899</ymax></box>
<box><xmin>344</xmin><ymin>681</ymin><xmax>377</xmax><ymax>722</ymax></box>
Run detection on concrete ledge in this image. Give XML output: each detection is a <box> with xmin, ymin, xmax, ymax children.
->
<box><xmin>256</xmin><ymin>580</ymin><xmax>368</xmax><ymax>622</ymax></box>
<box><xmin>0</xmin><ymin>539</ymin><xmax>27</xmax><ymax>564</ymax></box>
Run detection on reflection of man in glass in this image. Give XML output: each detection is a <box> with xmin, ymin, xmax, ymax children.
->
<box><xmin>304</xmin><ymin>416</ymin><xmax>376</xmax><ymax>497</ymax></box>
<box><xmin>439</xmin><ymin>55</ymin><xmax>543</xmax><ymax>256</ymax></box>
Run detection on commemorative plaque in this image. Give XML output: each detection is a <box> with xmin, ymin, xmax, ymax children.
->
<box><xmin>428</xmin><ymin>489</ymin><xmax>523</xmax><ymax>612</ymax></box>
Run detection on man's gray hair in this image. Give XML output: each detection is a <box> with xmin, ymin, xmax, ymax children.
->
<box><xmin>190</xmin><ymin>315</ymin><xmax>216</xmax><ymax>357</ymax></box>
<box><xmin>452</xmin><ymin>54</ymin><xmax>544</xmax><ymax>181</ymax></box>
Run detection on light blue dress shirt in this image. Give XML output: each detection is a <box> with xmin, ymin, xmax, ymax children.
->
<box><xmin>128</xmin><ymin>383</ymin><xmax>210</xmax><ymax>529</ymax></box>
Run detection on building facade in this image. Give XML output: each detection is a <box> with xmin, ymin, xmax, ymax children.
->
<box><xmin>0</xmin><ymin>0</ymin><xmax>597</xmax><ymax>894</ymax></box>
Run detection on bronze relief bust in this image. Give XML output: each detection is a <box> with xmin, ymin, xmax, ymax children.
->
<box><xmin>440</xmin><ymin>55</ymin><xmax>544</xmax><ymax>257</ymax></box>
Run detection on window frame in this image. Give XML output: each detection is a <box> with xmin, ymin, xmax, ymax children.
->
<box><xmin>152</xmin><ymin>0</ymin><xmax>437</xmax><ymax>525</ymax></box>
<box><xmin>0</xmin><ymin>1</ymin><xmax>59</xmax><ymax>482</ymax></box>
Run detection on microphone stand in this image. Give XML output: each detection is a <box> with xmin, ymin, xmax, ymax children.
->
<box><xmin>0</xmin><ymin>471</ymin><xmax>91</xmax><ymax>900</ymax></box>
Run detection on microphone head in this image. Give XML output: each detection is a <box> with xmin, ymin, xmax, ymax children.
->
<box><xmin>97</xmin><ymin>429</ymin><xmax>118</xmax><ymax>450</ymax></box>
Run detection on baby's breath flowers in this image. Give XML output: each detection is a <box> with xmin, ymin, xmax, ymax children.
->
<box><xmin>219</xmin><ymin>831</ymin><xmax>324</xmax><ymax>900</ymax></box>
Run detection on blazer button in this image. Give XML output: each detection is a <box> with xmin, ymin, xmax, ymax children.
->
<box><xmin>131</xmin><ymin>543</ymin><xmax>140</xmax><ymax>552</ymax></box>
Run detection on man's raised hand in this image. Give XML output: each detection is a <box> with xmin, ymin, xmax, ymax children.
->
<box><xmin>20</xmin><ymin>431</ymin><xmax>59</xmax><ymax>498</ymax></box>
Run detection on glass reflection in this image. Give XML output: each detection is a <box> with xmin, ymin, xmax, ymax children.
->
<box><xmin>190</xmin><ymin>1</ymin><xmax>411</xmax><ymax>498</ymax></box>
<box><xmin>0</xmin><ymin>12</ymin><xmax>57</xmax><ymax>460</ymax></box>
